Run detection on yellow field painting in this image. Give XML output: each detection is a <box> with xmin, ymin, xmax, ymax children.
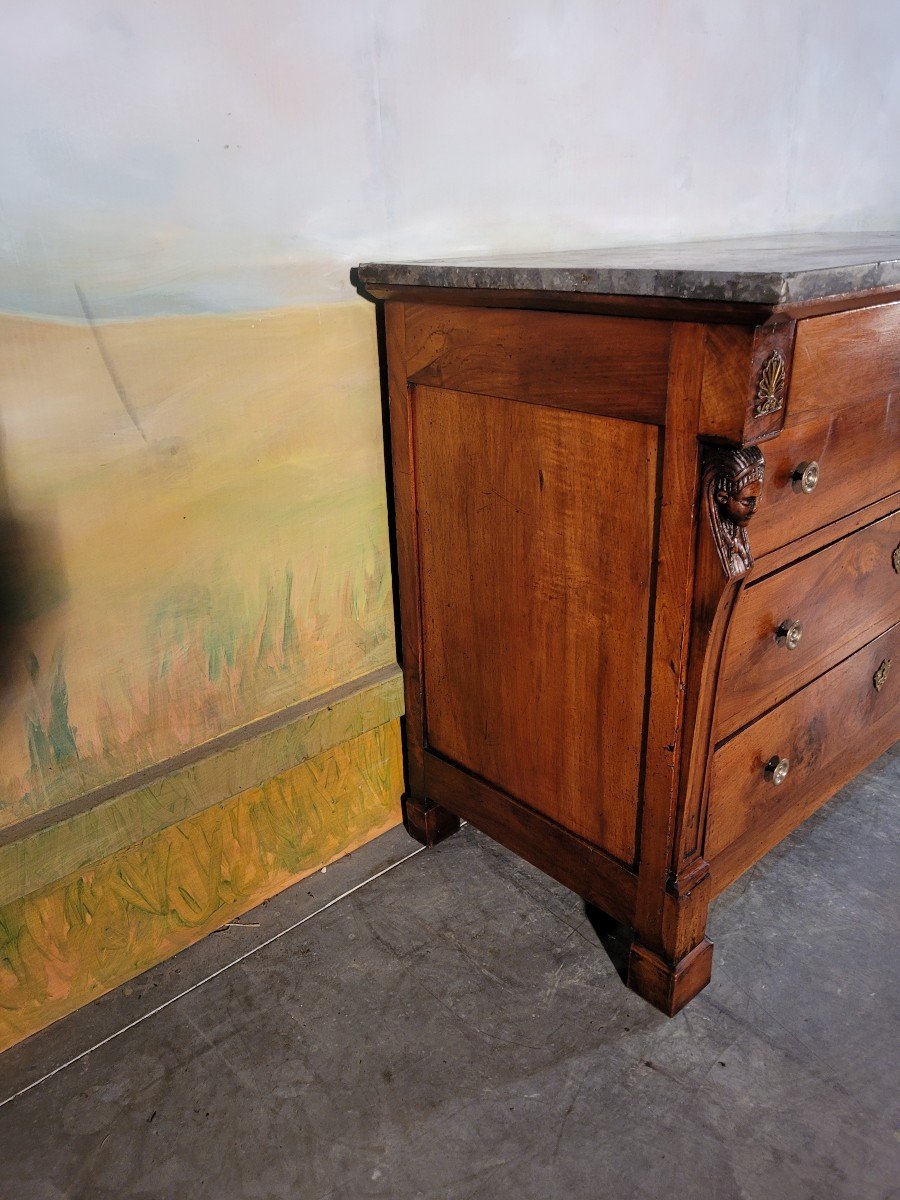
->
<box><xmin>0</xmin><ymin>302</ymin><xmax>395</xmax><ymax>829</ymax></box>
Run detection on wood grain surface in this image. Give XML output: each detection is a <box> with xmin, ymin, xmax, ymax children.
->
<box><xmin>752</xmin><ymin>397</ymin><xmax>900</xmax><ymax>555</ymax></box>
<box><xmin>385</xmin><ymin>302</ymin><xmax>428</xmax><ymax>802</ymax></box>
<box><xmin>706</xmin><ymin>623</ymin><xmax>899</xmax><ymax>861</ymax></box>
<box><xmin>788</xmin><ymin>301</ymin><xmax>900</xmax><ymax>425</ymax></box>
<box><xmin>424</xmin><ymin>750</ymin><xmax>638</xmax><ymax>924</ymax></box>
<box><xmin>716</xmin><ymin>509</ymin><xmax>900</xmax><ymax>737</ymax></box>
<box><xmin>413</xmin><ymin>384</ymin><xmax>659</xmax><ymax>865</ymax></box>
<box><xmin>404</xmin><ymin>303</ymin><xmax>671</xmax><ymax>423</ymax></box>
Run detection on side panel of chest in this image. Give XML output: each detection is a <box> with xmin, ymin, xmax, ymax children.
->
<box><xmin>413</xmin><ymin>384</ymin><xmax>659</xmax><ymax>866</ymax></box>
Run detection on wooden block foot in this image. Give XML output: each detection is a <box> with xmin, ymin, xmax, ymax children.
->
<box><xmin>402</xmin><ymin>796</ymin><xmax>461</xmax><ymax>848</ymax></box>
<box><xmin>626</xmin><ymin>936</ymin><xmax>713</xmax><ymax>1016</ymax></box>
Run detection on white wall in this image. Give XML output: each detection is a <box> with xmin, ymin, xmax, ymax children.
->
<box><xmin>0</xmin><ymin>0</ymin><xmax>898</xmax><ymax>316</ymax></box>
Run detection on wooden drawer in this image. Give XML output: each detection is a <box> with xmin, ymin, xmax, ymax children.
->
<box><xmin>787</xmin><ymin>302</ymin><xmax>900</xmax><ymax>426</ymax></box>
<box><xmin>752</xmin><ymin>395</ymin><xmax>900</xmax><ymax>556</ymax></box>
<box><xmin>717</xmin><ymin>509</ymin><xmax>900</xmax><ymax>738</ymax></box>
<box><xmin>706</xmin><ymin>622</ymin><xmax>899</xmax><ymax>861</ymax></box>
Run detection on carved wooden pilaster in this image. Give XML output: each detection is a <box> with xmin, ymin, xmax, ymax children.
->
<box><xmin>702</xmin><ymin>445</ymin><xmax>765</xmax><ymax>579</ymax></box>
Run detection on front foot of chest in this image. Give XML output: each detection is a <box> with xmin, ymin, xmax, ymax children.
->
<box><xmin>402</xmin><ymin>796</ymin><xmax>461</xmax><ymax>847</ymax></box>
<box><xmin>626</xmin><ymin>937</ymin><xmax>714</xmax><ymax>1016</ymax></box>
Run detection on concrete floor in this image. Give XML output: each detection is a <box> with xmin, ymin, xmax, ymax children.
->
<box><xmin>0</xmin><ymin>746</ymin><xmax>897</xmax><ymax>1200</ymax></box>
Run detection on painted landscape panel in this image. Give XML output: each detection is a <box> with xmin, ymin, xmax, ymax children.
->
<box><xmin>0</xmin><ymin>303</ymin><xmax>395</xmax><ymax>829</ymax></box>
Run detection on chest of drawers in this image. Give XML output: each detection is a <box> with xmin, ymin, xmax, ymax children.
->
<box><xmin>359</xmin><ymin>234</ymin><xmax>900</xmax><ymax>1014</ymax></box>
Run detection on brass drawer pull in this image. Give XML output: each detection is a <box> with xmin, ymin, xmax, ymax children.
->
<box><xmin>764</xmin><ymin>756</ymin><xmax>790</xmax><ymax>786</ymax></box>
<box><xmin>874</xmin><ymin>659</ymin><xmax>891</xmax><ymax>691</ymax></box>
<box><xmin>775</xmin><ymin>619</ymin><xmax>803</xmax><ymax>650</ymax></box>
<box><xmin>791</xmin><ymin>461</ymin><xmax>820</xmax><ymax>494</ymax></box>
<box><xmin>892</xmin><ymin>543</ymin><xmax>900</xmax><ymax>574</ymax></box>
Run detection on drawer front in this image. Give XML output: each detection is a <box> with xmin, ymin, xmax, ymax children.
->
<box><xmin>706</xmin><ymin>622</ymin><xmax>899</xmax><ymax>860</ymax></box>
<box><xmin>717</xmin><ymin>509</ymin><xmax>900</xmax><ymax>738</ymax></box>
<box><xmin>787</xmin><ymin>302</ymin><xmax>900</xmax><ymax>426</ymax></box>
<box><xmin>752</xmin><ymin>396</ymin><xmax>899</xmax><ymax>556</ymax></box>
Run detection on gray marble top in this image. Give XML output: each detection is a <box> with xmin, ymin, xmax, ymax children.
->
<box><xmin>358</xmin><ymin>232</ymin><xmax>900</xmax><ymax>305</ymax></box>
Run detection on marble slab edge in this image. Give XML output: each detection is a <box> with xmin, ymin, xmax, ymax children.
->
<box><xmin>358</xmin><ymin>254</ymin><xmax>900</xmax><ymax>305</ymax></box>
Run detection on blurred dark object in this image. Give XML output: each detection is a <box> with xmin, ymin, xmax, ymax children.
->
<box><xmin>0</xmin><ymin>450</ymin><xmax>67</xmax><ymax>697</ymax></box>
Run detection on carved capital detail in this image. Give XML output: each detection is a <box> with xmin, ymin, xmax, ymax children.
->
<box><xmin>703</xmin><ymin>445</ymin><xmax>765</xmax><ymax>580</ymax></box>
<box><xmin>754</xmin><ymin>349</ymin><xmax>787</xmax><ymax>417</ymax></box>
<box><xmin>666</xmin><ymin>859</ymin><xmax>711</xmax><ymax>900</ymax></box>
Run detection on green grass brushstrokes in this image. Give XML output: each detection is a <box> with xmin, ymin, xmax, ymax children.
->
<box><xmin>2</xmin><ymin>543</ymin><xmax>393</xmax><ymax>827</ymax></box>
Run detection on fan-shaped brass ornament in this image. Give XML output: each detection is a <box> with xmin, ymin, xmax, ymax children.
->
<box><xmin>754</xmin><ymin>349</ymin><xmax>787</xmax><ymax>417</ymax></box>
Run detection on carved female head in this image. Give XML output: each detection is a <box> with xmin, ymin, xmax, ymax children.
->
<box><xmin>702</xmin><ymin>444</ymin><xmax>766</xmax><ymax>580</ymax></box>
<box><xmin>713</xmin><ymin>448</ymin><xmax>765</xmax><ymax>527</ymax></box>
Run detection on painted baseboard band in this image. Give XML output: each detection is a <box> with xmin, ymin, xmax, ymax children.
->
<box><xmin>0</xmin><ymin>663</ymin><xmax>404</xmax><ymax>907</ymax></box>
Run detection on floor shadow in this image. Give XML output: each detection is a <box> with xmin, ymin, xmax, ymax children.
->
<box><xmin>583</xmin><ymin>903</ymin><xmax>633</xmax><ymax>984</ymax></box>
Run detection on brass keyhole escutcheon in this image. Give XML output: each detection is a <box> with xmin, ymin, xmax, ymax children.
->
<box><xmin>764</xmin><ymin>756</ymin><xmax>790</xmax><ymax>786</ymax></box>
<box><xmin>873</xmin><ymin>659</ymin><xmax>891</xmax><ymax>692</ymax></box>
<box><xmin>791</xmin><ymin>461</ymin><xmax>820</xmax><ymax>494</ymax></box>
<box><xmin>893</xmin><ymin>544</ymin><xmax>900</xmax><ymax>575</ymax></box>
<box><xmin>775</xmin><ymin>619</ymin><xmax>803</xmax><ymax>650</ymax></box>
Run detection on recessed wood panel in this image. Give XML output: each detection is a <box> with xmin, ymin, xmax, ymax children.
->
<box><xmin>413</xmin><ymin>385</ymin><xmax>659</xmax><ymax>865</ymax></box>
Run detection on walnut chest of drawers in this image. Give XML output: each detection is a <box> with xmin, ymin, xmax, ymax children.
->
<box><xmin>359</xmin><ymin>234</ymin><xmax>900</xmax><ymax>1014</ymax></box>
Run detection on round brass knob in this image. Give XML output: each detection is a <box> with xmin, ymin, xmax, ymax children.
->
<box><xmin>764</xmin><ymin>756</ymin><xmax>790</xmax><ymax>786</ymax></box>
<box><xmin>791</xmin><ymin>461</ymin><xmax>820</xmax><ymax>494</ymax></box>
<box><xmin>775</xmin><ymin>619</ymin><xmax>803</xmax><ymax>650</ymax></box>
